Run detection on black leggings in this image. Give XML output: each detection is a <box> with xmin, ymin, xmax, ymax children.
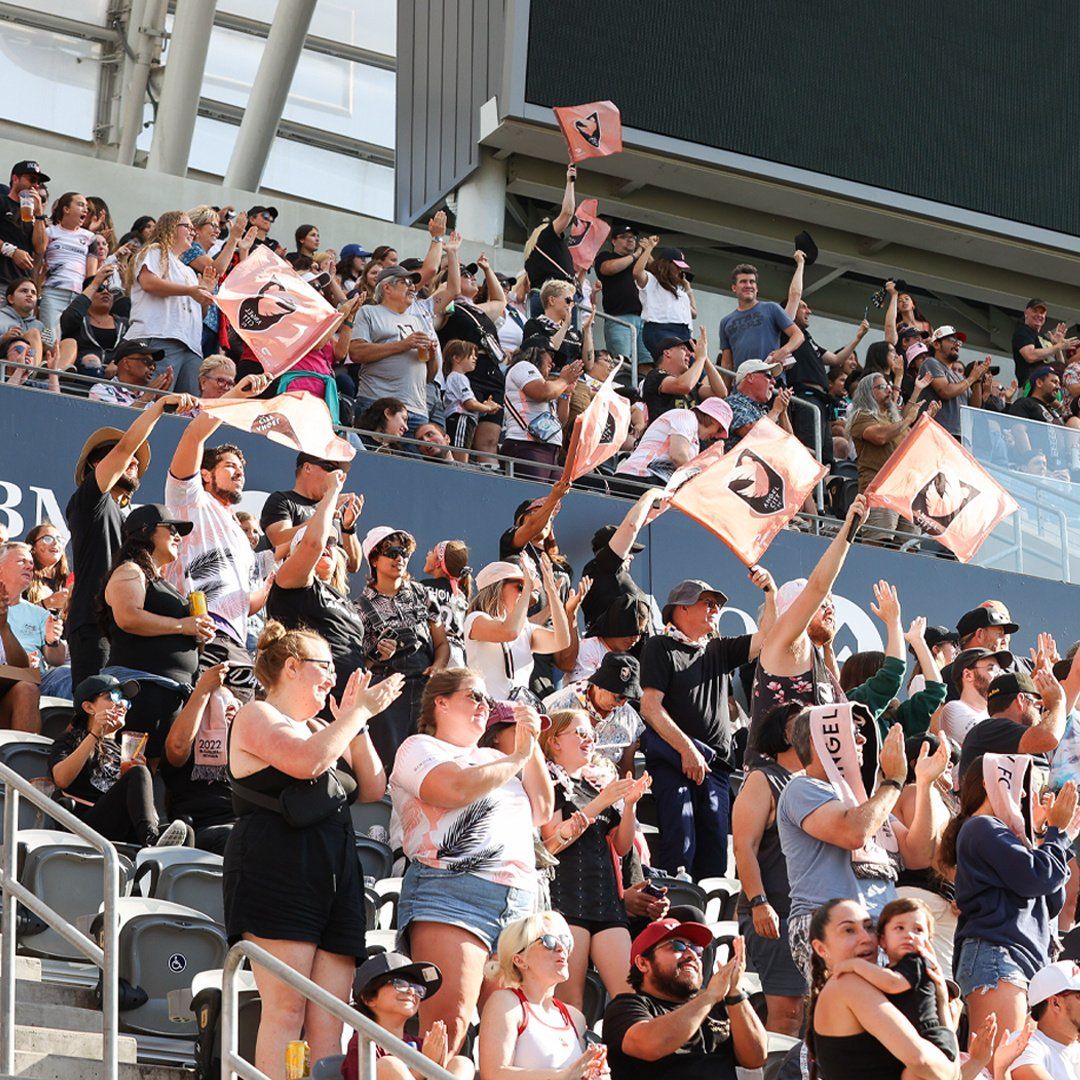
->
<box><xmin>79</xmin><ymin>765</ymin><xmax>159</xmax><ymax>845</ymax></box>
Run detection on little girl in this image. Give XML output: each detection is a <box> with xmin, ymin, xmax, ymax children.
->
<box><xmin>832</xmin><ymin>896</ymin><xmax>959</xmax><ymax>1061</ymax></box>
<box><xmin>442</xmin><ymin>341</ymin><xmax>500</xmax><ymax>460</ymax></box>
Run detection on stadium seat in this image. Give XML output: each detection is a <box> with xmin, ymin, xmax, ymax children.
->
<box><xmin>647</xmin><ymin>875</ymin><xmax>707</xmax><ymax>913</ymax></box>
<box><xmin>39</xmin><ymin>697</ymin><xmax>75</xmax><ymax>742</ymax></box>
<box><xmin>93</xmin><ymin>896</ymin><xmax>228</xmax><ymax>1037</ymax></box>
<box><xmin>363</xmin><ymin>929</ymin><xmax>398</xmax><ymax>959</ymax></box>
<box><xmin>635</xmin><ymin>790</ymin><xmax>657</xmax><ymax>828</ymax></box>
<box><xmin>371</xmin><ymin>876</ymin><xmax>403</xmax><ymax>930</ymax></box>
<box><xmin>350</xmin><ymin>797</ymin><xmax>392</xmax><ymax>842</ymax></box>
<box><xmin>189</xmin><ymin>966</ymin><xmax>261</xmax><ymax>1080</ymax></box>
<box><xmin>764</xmin><ymin>1033</ymin><xmax>800</xmax><ymax>1080</ymax></box>
<box><xmin>355</xmin><ymin>835</ymin><xmax>394</xmax><ymax>882</ymax></box>
<box><xmin>697</xmin><ymin>876</ymin><xmax>741</xmax><ymax>922</ymax></box>
<box><xmin>15</xmin><ymin>829</ymin><xmax>134</xmax><ymax>960</ymax></box>
<box><xmin>364</xmin><ymin>887</ymin><xmax>379</xmax><ymax>929</ymax></box>
<box><xmin>311</xmin><ymin>1054</ymin><xmax>345</xmax><ymax>1079</ymax></box>
<box><xmin>132</xmin><ymin>848</ymin><xmax>225</xmax><ymax>925</ymax></box>
<box><xmin>582</xmin><ymin>969</ymin><xmax>608</xmax><ymax>1031</ymax></box>
<box><xmin>0</xmin><ymin>731</ymin><xmax>60</xmax><ymax>833</ymax></box>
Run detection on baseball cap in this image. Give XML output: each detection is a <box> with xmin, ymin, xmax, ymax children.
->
<box><xmin>661</xmin><ymin>579</ymin><xmax>727</xmax><ymax>622</ymax></box>
<box><xmin>774</xmin><ymin>578</ymin><xmax>809</xmax><ymax>617</ymax></box>
<box><xmin>656</xmin><ymin>335</ymin><xmax>693</xmax><ymax>354</ymax></box>
<box><xmin>1025</xmin><ymin>298</ymin><xmax>1049</xmax><ymax>313</ymax></box>
<box><xmin>986</xmin><ymin>670</ymin><xmax>1038</xmax><ymax>709</ymax></box>
<box><xmin>956</xmin><ymin>606</ymin><xmax>1019</xmax><ymax>638</ymax></box>
<box><xmin>694</xmin><ymin>397</ymin><xmax>733</xmax><ymax>436</ymax></box>
<box><xmin>590</xmin><ymin>524</ymin><xmax>643</xmax><ymax>554</ymax></box>
<box><xmin>653</xmin><ymin>246</ymin><xmax>690</xmax><ymax>270</ymax></box>
<box><xmin>735</xmin><ymin>358</ymin><xmax>784</xmax><ymax>385</ymax></box>
<box><xmin>121</xmin><ymin>503</ymin><xmax>193</xmax><ymax>539</ymax></box>
<box><xmin>398</xmin><ymin>258</ymin><xmax>424</xmax><ymax>272</ymax></box>
<box><xmin>113</xmin><ymin>338</ymin><xmax>165</xmax><ymax>363</ymax></box>
<box><xmin>905</xmin><ymin>341</ymin><xmax>931</xmax><ymax>366</ymax></box>
<box><xmin>353</xmin><ymin>953</ymin><xmax>442</xmax><ymax>1001</ymax></box>
<box><xmin>922</xmin><ymin>625</ymin><xmax>960</xmax><ymax>650</ymax></box>
<box><xmin>485</xmin><ymin>699</ymin><xmax>552</xmax><ymax>732</ymax></box>
<box><xmin>897</xmin><ymin>325</ymin><xmax>929</xmax><ymax>341</ymax></box>
<box><xmin>361</xmin><ymin>526</ymin><xmax>411</xmax><ymax>562</ymax></box>
<box><xmin>1027</xmin><ymin>960</ymin><xmax>1080</xmax><ymax>1006</ymax></box>
<box><xmin>10</xmin><ymin>159</ymin><xmax>49</xmax><ymax>182</ymax></box>
<box><xmin>340</xmin><ymin>243</ymin><xmax>372</xmax><ymax>262</ymax></box>
<box><xmin>589</xmin><ymin>653</ymin><xmax>642</xmax><ymax>698</ymax></box>
<box><xmin>611</xmin><ymin>222</ymin><xmax>637</xmax><ymax>236</ymax></box>
<box><xmin>513</xmin><ymin>498</ymin><xmax>547</xmax><ymax>524</ymax></box>
<box><xmin>247</xmin><ymin>205</ymin><xmax>279</xmax><ymax>220</ymax></box>
<box><xmin>375</xmin><ymin>265</ymin><xmax>421</xmax><ymax>287</ymax></box>
<box><xmin>475</xmin><ymin>561</ymin><xmax>526</xmax><ymax>591</ymax></box>
<box><xmin>964</xmin><ymin>360</ymin><xmax>1000</xmax><ymax>378</ymax></box>
<box><xmin>950</xmin><ymin>647</ymin><xmax>1014</xmax><ymax>690</ymax></box>
<box><xmin>929</xmin><ymin>325</ymin><xmax>968</xmax><ymax>344</ymax></box>
<box><xmin>74</xmin><ymin>673</ymin><xmax>140</xmax><ymax>712</ymax></box>
<box><xmin>1027</xmin><ymin>365</ymin><xmax>1056</xmax><ymax>384</ymax></box>
<box><xmin>630</xmin><ymin>918</ymin><xmax>713</xmax><ymax>964</ymax></box>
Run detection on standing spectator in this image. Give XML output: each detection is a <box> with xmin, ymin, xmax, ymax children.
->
<box><xmin>390</xmin><ymin>669</ymin><xmax>555</xmax><ymax>1054</ymax></box>
<box><xmin>182</xmin><ymin>205</ymin><xmax>245</xmax><ymax>280</ymax></box>
<box><xmin>244</xmin><ymin>205</ymin><xmax>282</xmax><ymax>254</ymax></box>
<box><xmin>464</xmin><ymin>557</ymin><xmax>570</xmax><ymax>701</ymax></box>
<box><xmin>500</xmin><ymin>343</ymin><xmax>583</xmax><ymax>481</ymax></box>
<box><xmin>36</xmin><ymin>191</ymin><xmax>98</xmax><ymax>344</ymax></box>
<box><xmin>596</xmin><ymin>223</ymin><xmax>647</xmax><ymax>364</ymax></box>
<box><xmin>641</xmin><ymin>330</ymin><xmax>725</xmax><ymax>423</ymax></box>
<box><xmin>0</xmin><ymin>540</ymin><xmax>66</xmax><ymax>688</ymax></box>
<box><xmin>57</xmin><ymin>266</ymin><xmax>129</xmax><ymax>378</ymax></box>
<box><xmin>936</xmin><ymin>648</ymin><xmax>1009</xmax><ymax>747</ymax></box>
<box><xmin>0</xmin><ymin>160</ymin><xmax>47</xmax><ymax>286</ymax></box>
<box><xmin>602</xmin><ymin>920</ymin><xmax>767</xmax><ymax>1080</ymax></box>
<box><xmin>102</xmin><ymin>504</ymin><xmax>214</xmax><ymax>759</ymax></box>
<box><xmin>225</xmin><ymin>624</ymin><xmax>398</xmax><ymax>1076</ymax></box>
<box><xmin>568</xmin><ymin>594</ymin><xmax>650</xmax><ymax>683</ymax></box>
<box><xmin>731</xmin><ymin>703</ymin><xmax>807</xmax><ymax>1036</ymax></box>
<box><xmin>335</xmin><ymin>243</ymin><xmax>371</xmax><ymax>294</ymax></box>
<box><xmin>420</xmin><ymin>540</ymin><xmax>472</xmax><ymax>667</ymax></box>
<box><xmin>917</xmin><ymin>327</ymin><xmax>989</xmax><ymax>439</ymax></box>
<box><xmin>23</xmin><ymin>522</ymin><xmax>69</xmax><ymax>614</ymax></box>
<box><xmin>725</xmin><ymin>359</ymin><xmax>794</xmax><ymax>447</ymax></box>
<box><xmin>127</xmin><ymin>211</ymin><xmax>215</xmax><ymax>394</ymax></box>
<box><xmin>522</xmin><ymin>165</ymin><xmax>577</xmax><ymax>311</ymax></box>
<box><xmin>632</xmin><ymin>236</ymin><xmax>696</xmax><ymax>360</ymax></box>
<box><xmin>66</xmin><ymin>397</ymin><xmax>192</xmax><ymax>687</ymax></box>
<box><xmin>1011</xmin><ymin>961</ymin><xmax>1080</xmax><ymax>1078</ymax></box>
<box><xmin>88</xmin><ymin>338</ymin><xmax>169</xmax><ymax>408</ymax></box>
<box><xmin>1012</xmin><ymin>298</ymin><xmax>1078</xmax><ymax>388</ymax></box>
<box><xmin>616</xmin><ymin>399</ymin><xmax>732</xmax><ymax>484</ymax></box>
<box><xmin>639</xmin><ymin>570</ymin><xmax>775</xmax><ymax>877</ymax></box>
<box><xmin>718</xmin><ymin>263</ymin><xmax>803</xmax><ymax>373</ymax></box>
<box><xmin>441</xmin><ymin>341</ymin><xmax>500</xmax><ymax>460</ymax></box>
<box><xmin>357</xmin><ymin>527</ymin><xmax>449</xmax><ymax>769</ymax></box>
<box><xmin>521</xmin><ymin>280</ymin><xmax>585</xmax><ymax>369</ymax></box>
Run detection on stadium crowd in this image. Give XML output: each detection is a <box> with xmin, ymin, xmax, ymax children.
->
<box><xmin>0</xmin><ymin>154</ymin><xmax>1078</xmax><ymax>1080</ymax></box>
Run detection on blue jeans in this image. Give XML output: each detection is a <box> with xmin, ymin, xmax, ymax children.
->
<box><xmin>603</xmin><ymin>313</ymin><xmax>647</xmax><ymax>371</ymax></box>
<box><xmin>38</xmin><ymin>287</ymin><xmax>77</xmax><ymax>346</ymax></box>
<box><xmin>148</xmin><ymin>337</ymin><xmax>203</xmax><ymax>394</ymax></box>
<box><xmin>643</xmin><ymin>320</ymin><xmax>693</xmax><ymax>362</ymax></box>
<box><xmin>646</xmin><ymin>753</ymin><xmax>731</xmax><ymax>878</ymax></box>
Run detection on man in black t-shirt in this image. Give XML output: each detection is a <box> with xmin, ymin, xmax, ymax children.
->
<box><xmin>1012</xmin><ymin>298</ymin><xmax>1077</xmax><ymax>388</ymax></box>
<box><xmin>595</xmin><ymin>223</ymin><xmax>647</xmax><ymax>364</ymax></box>
<box><xmin>522</xmin><ymin>164</ymin><xmax>577</xmax><ymax>312</ymax></box>
<box><xmin>0</xmin><ymin>160</ymin><xmax>47</xmax><ymax>286</ymax></box>
<box><xmin>603</xmin><ymin>918</ymin><xmax>767</xmax><ymax>1080</ymax></box>
<box><xmin>260</xmin><ymin>451</ymin><xmax>362</xmax><ymax>572</ymax></box>
<box><xmin>640</xmin><ymin>331</ymin><xmax>725</xmax><ymax>424</ymax></box>
<box><xmin>65</xmin><ymin>394</ymin><xmax>193</xmax><ymax>687</ymax></box>
<box><xmin>640</xmin><ymin>573</ymin><xmax>775</xmax><ymax>877</ymax></box>
<box><xmin>1007</xmin><ymin>366</ymin><xmax>1062</xmax><ymax>427</ymax></box>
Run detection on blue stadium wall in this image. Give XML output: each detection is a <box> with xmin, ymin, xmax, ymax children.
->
<box><xmin>1</xmin><ymin>384</ymin><xmax>1075</xmax><ymax>657</ymax></box>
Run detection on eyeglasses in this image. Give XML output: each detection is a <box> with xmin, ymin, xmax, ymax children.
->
<box><xmin>379</xmin><ymin>545</ymin><xmax>410</xmax><ymax>560</ymax></box>
<box><xmin>460</xmin><ymin>688</ymin><xmax>491</xmax><ymax>706</ymax></box>
<box><xmin>98</xmin><ymin>690</ymin><xmax>131</xmax><ymax>710</ymax></box>
<box><xmin>300</xmin><ymin>658</ymin><xmax>336</xmax><ymax>676</ymax></box>
<box><xmin>532</xmin><ymin>933</ymin><xmax>573</xmax><ymax>954</ymax></box>
<box><xmin>205</xmin><ymin>376</ymin><xmax>235</xmax><ymax>389</ymax></box>
<box><xmin>157</xmin><ymin>523</ymin><xmax>181</xmax><ymax>537</ymax></box>
<box><xmin>34</xmin><ymin>535</ymin><xmax>60</xmax><ymax>547</ymax></box>
<box><xmin>385</xmin><ymin>977</ymin><xmax>427</xmax><ymax>999</ymax></box>
<box><xmin>571</xmin><ymin>726</ymin><xmax>595</xmax><ymax>741</ymax></box>
<box><xmin>661</xmin><ymin>938</ymin><xmax>704</xmax><ymax>957</ymax></box>
<box><xmin>176</xmin><ymin>222</ymin><xmax>193</xmax><ymax>231</ymax></box>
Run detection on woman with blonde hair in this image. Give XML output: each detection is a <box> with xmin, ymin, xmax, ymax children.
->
<box><xmin>225</xmin><ymin>620</ymin><xmax>402</xmax><ymax>1077</ymax></box>
<box><xmin>126</xmin><ymin>209</ymin><xmax>215</xmax><ymax>393</ymax></box>
<box><xmin>196</xmin><ymin>354</ymin><xmax>236</xmax><ymax>399</ymax></box>
<box><xmin>479</xmin><ymin>910</ymin><xmax>608</xmax><ymax>1080</ymax></box>
<box><xmin>182</xmin><ymin>204</ymin><xmax>245</xmax><ymax>280</ymax></box>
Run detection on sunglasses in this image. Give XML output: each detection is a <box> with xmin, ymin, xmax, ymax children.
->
<box><xmin>300</xmin><ymin>657</ymin><xmax>336</xmax><ymax>676</ymax></box>
<box><xmin>662</xmin><ymin>938</ymin><xmax>704</xmax><ymax>957</ymax></box>
<box><xmin>34</xmin><ymin>534</ymin><xmax>61</xmax><ymax>547</ymax></box>
<box><xmin>157</xmin><ymin>523</ymin><xmax>181</xmax><ymax>536</ymax></box>
<box><xmin>533</xmin><ymin>933</ymin><xmax>573</xmax><ymax>954</ymax></box>
<box><xmin>461</xmin><ymin>688</ymin><xmax>491</xmax><ymax>706</ymax></box>
<box><xmin>384</xmin><ymin>977</ymin><xmax>427</xmax><ymax>999</ymax></box>
<box><xmin>98</xmin><ymin>689</ymin><xmax>131</xmax><ymax>710</ymax></box>
<box><xmin>310</xmin><ymin>460</ymin><xmax>342</xmax><ymax>473</ymax></box>
<box><xmin>379</xmin><ymin>545</ymin><xmax>410</xmax><ymax>560</ymax></box>
<box><xmin>571</xmin><ymin>726</ymin><xmax>595</xmax><ymax>741</ymax></box>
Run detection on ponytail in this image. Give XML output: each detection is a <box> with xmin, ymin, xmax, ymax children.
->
<box><xmin>939</xmin><ymin>762</ymin><xmax>989</xmax><ymax>870</ymax></box>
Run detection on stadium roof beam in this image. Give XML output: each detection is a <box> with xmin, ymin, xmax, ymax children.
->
<box><xmin>223</xmin><ymin>0</ymin><xmax>318</xmax><ymax>192</ymax></box>
<box><xmin>116</xmin><ymin>0</ymin><xmax>168</xmax><ymax>166</ymax></box>
<box><xmin>0</xmin><ymin>4</ymin><xmax>117</xmax><ymax>44</ymax></box>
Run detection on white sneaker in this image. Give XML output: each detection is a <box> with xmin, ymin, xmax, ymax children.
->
<box><xmin>154</xmin><ymin>820</ymin><xmax>189</xmax><ymax>847</ymax></box>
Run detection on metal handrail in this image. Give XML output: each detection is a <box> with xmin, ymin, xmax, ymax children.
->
<box><xmin>0</xmin><ymin>760</ymin><xmax>120</xmax><ymax>1079</ymax></box>
<box><xmin>574</xmin><ymin>303</ymin><xmax>639</xmax><ymax>386</ymax></box>
<box><xmin>1</xmin><ymin>356</ymin><xmax>174</xmax><ymax>399</ymax></box>
<box><xmin>221</xmin><ymin>940</ymin><xmax>455</xmax><ymax>1080</ymax></box>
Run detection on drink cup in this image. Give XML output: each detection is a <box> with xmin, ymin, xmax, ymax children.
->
<box><xmin>120</xmin><ymin>732</ymin><xmax>147</xmax><ymax>775</ymax></box>
<box><xmin>19</xmin><ymin>192</ymin><xmax>33</xmax><ymax>222</ymax></box>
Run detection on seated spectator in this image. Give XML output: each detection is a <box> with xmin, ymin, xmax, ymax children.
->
<box><xmin>37</xmin><ymin>191</ymin><xmax>99</xmax><ymax>344</ymax></box>
<box><xmin>539</xmin><ymin>709</ymin><xmax>649</xmax><ymax>1007</ymax></box>
<box><xmin>102</xmin><ymin>503</ymin><xmax>213</xmax><ymax>759</ymax></box>
<box><xmin>0</xmin><ymin>543</ymin><xmax>42</xmax><ymax>732</ymax></box>
<box><xmin>225</xmin><ymin>623</ymin><xmax>397</xmax><ymax>1075</ymax></box>
<box><xmin>725</xmin><ymin>359</ymin><xmax>793</xmax><ymax>447</ymax></box>
<box><xmin>415</xmin><ymin>421</ymin><xmax>456</xmax><ymax>464</ymax></box>
<box><xmin>941</xmin><ymin>756</ymin><xmax>1077</xmax><ymax>1043</ymax></box>
<box><xmin>522</xmin><ymin>165</ymin><xmax>577</xmax><ymax>311</ymax></box>
<box><xmin>569</xmin><ymin>594</ymin><xmax>650</xmax><ymax>683</ymax></box>
<box><xmin>3</xmin><ymin>333</ymin><xmax>59</xmax><ymax>391</ymax></box>
<box><xmin>719</xmin><ymin>262</ymin><xmax>803</xmax><ymax>372</ymax></box>
<box><xmin>196</xmin><ymin>353</ymin><xmax>236</xmax><ymax>399</ymax></box>
<box><xmin>0</xmin><ymin>277</ymin><xmax>44</xmax><ymax>354</ymax></box>
<box><xmin>49</xmin><ymin>674</ymin><xmax>189</xmax><ymax>845</ymax></box>
<box><xmin>641</xmin><ymin>329</ymin><xmax>725</xmax><ymax>423</ymax></box>
<box><xmin>501</xmin><ymin>343</ymin><xmax>583</xmax><ymax>482</ymax></box>
<box><xmin>88</xmin><ymin>337</ymin><xmax>168</xmax><ymax>407</ymax></box>
<box><xmin>731</xmin><ymin>703</ymin><xmax>808</xmax><ymax>1036</ymax></box>
<box><xmin>355</xmin><ymin>396</ymin><xmax>408</xmax><ymax>452</ymax></box>
<box><xmin>616</xmin><ymin>398</ymin><xmax>732</xmax><ymax>483</ymax></box>
<box><xmin>521</xmin><ymin>279</ymin><xmax>584</xmax><ymax>369</ymax></box>
<box><xmin>57</xmin><ymin>266</ymin><xmax>128</xmax><ymax>379</ymax></box>
<box><xmin>0</xmin><ymin>539</ymin><xmax>66</xmax><ymax>699</ymax></box>
<box><xmin>479</xmin><ymin>911</ymin><xmax>602</xmax><ymax>1080</ymax></box>
<box><xmin>442</xmin><ymin>340</ymin><xmax>501</xmax><ymax>460</ymax></box>
<box><xmin>23</xmin><ymin>522</ymin><xmax>69</xmax><ymax>614</ymax></box>
<box><xmin>602</xmin><ymin>919</ymin><xmax>767</xmax><ymax>1080</ymax></box>
<box><xmin>336</xmin><ymin>243</ymin><xmax>371</xmax><ymax>295</ymax></box>
<box><xmin>390</xmin><ymin>669</ymin><xmax>554</xmax><ymax>1054</ymax></box>
<box><xmin>420</xmin><ymin>540</ymin><xmax>471</xmax><ymax>667</ymax></box>
<box><xmin>160</xmin><ymin>663</ymin><xmax>238</xmax><ymax>854</ymax></box>
<box><xmin>1008</xmin><ymin>365</ymin><xmax>1064</xmax><ymax>427</ymax></box>
<box><xmin>544</xmin><ymin>652</ymin><xmax>645</xmax><ymax>776</ymax></box>
<box><xmin>127</xmin><ymin>210</ymin><xmax>214</xmax><ymax>394</ymax></box>
<box><xmin>357</xmin><ymin>526</ymin><xmax>448</xmax><ymax>768</ymax></box>
<box><xmin>465</xmin><ymin>557</ymin><xmax>570</xmax><ymax>700</ymax></box>
<box><xmin>1011</xmin><ymin>960</ymin><xmax>1080</xmax><ymax>1077</ymax></box>
<box><xmin>917</xmin><ymin>327</ymin><xmax>988</xmax><ymax>439</ymax></box>
<box><xmin>1012</xmin><ymin>298</ymin><xmax>1078</xmax><ymax>388</ymax></box>
<box><xmin>632</xmin><ymin>236</ymin><xmax>696</xmax><ymax>359</ymax></box>
<box><xmin>958</xmin><ymin>669</ymin><xmax>1068</xmax><ymax>779</ymax></box>
<box><xmin>346</xmin><ymin>953</ymin><xmax>473</xmax><ymax>1080</ymax></box>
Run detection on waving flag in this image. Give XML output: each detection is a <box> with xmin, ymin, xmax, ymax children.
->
<box><xmin>664</xmin><ymin>418</ymin><xmax>827</xmax><ymax>566</ymax></box>
<box><xmin>200</xmin><ymin>391</ymin><xmax>355</xmax><ymax>463</ymax></box>
<box><xmin>213</xmin><ymin>246</ymin><xmax>342</xmax><ymax>376</ymax></box>
<box><xmin>566</xmin><ymin>199</ymin><xmax>612</xmax><ymax>273</ymax></box>
<box><xmin>553</xmin><ymin>101</ymin><xmax>623</xmax><ymax>162</ymax></box>
<box><xmin>866</xmin><ymin>412</ymin><xmax>1017</xmax><ymax>562</ymax></box>
<box><xmin>562</xmin><ymin>370</ymin><xmax>632</xmax><ymax>482</ymax></box>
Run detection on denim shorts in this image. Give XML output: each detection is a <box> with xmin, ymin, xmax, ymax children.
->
<box><xmin>397</xmin><ymin>862</ymin><xmax>536</xmax><ymax>952</ymax></box>
<box><xmin>955</xmin><ymin>938</ymin><xmax>1030</xmax><ymax>998</ymax></box>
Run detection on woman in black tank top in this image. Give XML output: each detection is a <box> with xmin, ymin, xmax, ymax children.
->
<box><xmin>224</xmin><ymin>620</ymin><xmax>404</xmax><ymax>1076</ymax></box>
<box><xmin>806</xmin><ymin>899</ymin><xmax>958</xmax><ymax>1080</ymax></box>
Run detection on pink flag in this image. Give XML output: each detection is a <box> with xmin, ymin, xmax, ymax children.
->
<box><xmin>553</xmin><ymin>101</ymin><xmax>623</xmax><ymax>162</ymax></box>
<box><xmin>562</xmin><ymin>370</ymin><xmax>631</xmax><ymax>482</ymax></box>
<box><xmin>865</xmin><ymin>413</ymin><xmax>1018</xmax><ymax>562</ymax></box>
<box><xmin>200</xmin><ymin>391</ymin><xmax>355</xmax><ymax>462</ymax></box>
<box><xmin>213</xmin><ymin>246</ymin><xmax>342</xmax><ymax>377</ymax></box>
<box><xmin>665</xmin><ymin>418</ymin><xmax>827</xmax><ymax>566</ymax></box>
<box><xmin>567</xmin><ymin>199</ymin><xmax>611</xmax><ymax>273</ymax></box>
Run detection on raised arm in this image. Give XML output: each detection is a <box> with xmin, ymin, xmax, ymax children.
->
<box><xmin>467</xmin><ymin>562</ymin><xmax>536</xmax><ymax>645</ymax></box>
<box><xmin>551</xmin><ymin>165</ymin><xmax>577</xmax><ymax>236</ymax></box>
<box><xmin>527</xmin><ymin>555</ymin><xmax>572</xmax><ymax>656</ymax></box>
<box><xmin>168</xmin><ymin>374</ymin><xmax>270</xmax><ymax>478</ymax></box>
<box><xmin>274</xmin><ymin>471</ymin><xmax>345</xmax><ymax>590</ymax></box>
<box><xmin>633</xmin><ymin>235</ymin><xmax>658</xmax><ymax>288</ymax></box>
<box><xmin>884</xmin><ymin>280</ymin><xmax>899</xmax><ymax>345</ymax></box>
<box><xmin>429</xmin><ymin>231</ymin><xmax>462</xmax><ymax>318</ymax></box>
<box><xmin>785</xmin><ymin>250</ymin><xmax>806</xmax><ymax>320</ymax></box>
<box><xmin>95</xmin><ymin>392</ymin><xmax>196</xmax><ymax>492</ymax></box>
<box><xmin>418</xmin><ymin>211</ymin><xmax>447</xmax><ymax>288</ymax></box>
<box><xmin>508</xmin><ymin>477</ymin><xmax>570</xmax><ymax>550</ymax></box>
<box><xmin>609</xmin><ymin>488</ymin><xmax>664</xmax><ymax>559</ymax></box>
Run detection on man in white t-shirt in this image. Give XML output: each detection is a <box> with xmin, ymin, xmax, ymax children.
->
<box><xmin>616</xmin><ymin>398</ymin><xmax>732</xmax><ymax>482</ymax></box>
<box><xmin>1012</xmin><ymin>960</ymin><xmax>1080</xmax><ymax>1080</ymax></box>
<box><xmin>937</xmin><ymin>646</ymin><xmax>1011</xmax><ymax>747</ymax></box>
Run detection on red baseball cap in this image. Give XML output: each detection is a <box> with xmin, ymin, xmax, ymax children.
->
<box><xmin>630</xmin><ymin>918</ymin><xmax>713</xmax><ymax>963</ymax></box>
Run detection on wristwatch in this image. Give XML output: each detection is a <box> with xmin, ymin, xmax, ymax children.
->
<box><xmin>723</xmin><ymin>992</ymin><xmax>747</xmax><ymax>1006</ymax></box>
<box><xmin>748</xmin><ymin>894</ymin><xmax>768</xmax><ymax>909</ymax></box>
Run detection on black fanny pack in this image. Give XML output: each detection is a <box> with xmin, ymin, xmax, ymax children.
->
<box><xmin>232</xmin><ymin>771</ymin><xmax>348</xmax><ymax>828</ymax></box>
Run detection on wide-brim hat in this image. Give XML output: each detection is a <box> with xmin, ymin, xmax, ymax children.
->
<box><xmin>74</xmin><ymin>427</ymin><xmax>151</xmax><ymax>487</ymax></box>
<box><xmin>353</xmin><ymin>952</ymin><xmax>443</xmax><ymax>1001</ymax></box>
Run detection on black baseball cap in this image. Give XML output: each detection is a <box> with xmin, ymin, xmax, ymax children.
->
<box><xmin>11</xmin><ymin>160</ymin><xmax>49</xmax><ymax>182</ymax></box>
<box><xmin>247</xmin><ymin>205</ymin><xmax>279</xmax><ymax>221</ymax></box>
<box><xmin>656</xmin><ymin>334</ymin><xmax>693</xmax><ymax>354</ymax></box>
<box><xmin>922</xmin><ymin>625</ymin><xmax>960</xmax><ymax>650</ymax></box>
<box><xmin>398</xmin><ymin>257</ymin><xmax>423</xmax><ymax>272</ymax></box>
<box><xmin>591</xmin><ymin>524</ymin><xmax>644</xmax><ymax>554</ymax></box>
<box><xmin>353</xmin><ymin>952</ymin><xmax>442</xmax><ymax>1002</ymax></box>
<box><xmin>1025</xmin><ymin>298</ymin><xmax>1049</xmax><ymax>312</ymax></box>
<box><xmin>74</xmin><ymin>674</ymin><xmax>140</xmax><ymax>712</ymax></box>
<box><xmin>964</xmin><ymin>360</ymin><xmax>1000</xmax><ymax>378</ymax></box>
<box><xmin>956</xmin><ymin>606</ymin><xmax>1019</xmax><ymax>638</ymax></box>
<box><xmin>121</xmin><ymin>503</ymin><xmax>193</xmax><ymax>539</ymax></box>
<box><xmin>611</xmin><ymin>222</ymin><xmax>637</xmax><ymax>236</ymax></box>
<box><xmin>950</xmin><ymin>647</ymin><xmax>1014</xmax><ymax>689</ymax></box>
<box><xmin>589</xmin><ymin>652</ymin><xmax>642</xmax><ymax>698</ymax></box>
<box><xmin>986</xmin><ymin>670</ymin><xmax>1039</xmax><ymax>710</ymax></box>
<box><xmin>113</xmin><ymin>338</ymin><xmax>165</xmax><ymax>363</ymax></box>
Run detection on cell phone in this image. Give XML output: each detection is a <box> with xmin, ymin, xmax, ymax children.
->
<box><xmin>224</xmin><ymin>664</ymin><xmax>254</xmax><ymax>688</ymax></box>
<box><xmin>642</xmin><ymin>881</ymin><xmax>667</xmax><ymax>899</ymax></box>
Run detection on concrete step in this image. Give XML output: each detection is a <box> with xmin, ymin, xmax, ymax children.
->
<box><xmin>14</xmin><ymin>1001</ymin><xmax>105</xmax><ymax>1034</ymax></box>
<box><xmin>12</xmin><ymin>1023</ymin><xmax>140</xmax><ymax>1079</ymax></box>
